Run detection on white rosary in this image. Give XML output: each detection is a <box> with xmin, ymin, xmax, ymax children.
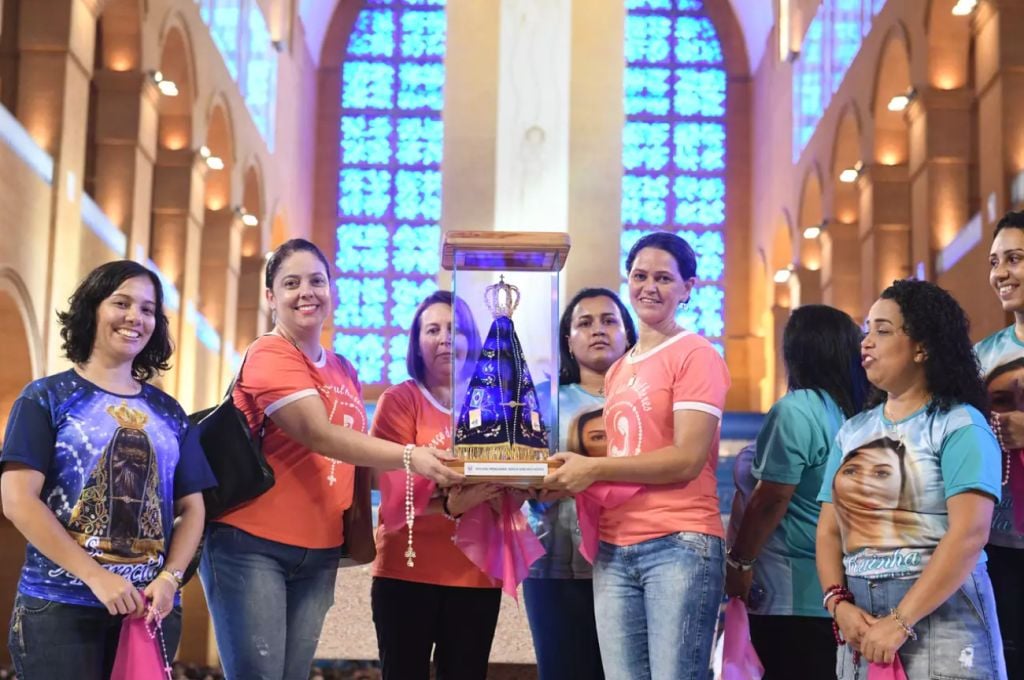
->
<box><xmin>403</xmin><ymin>444</ymin><xmax>417</xmax><ymax>567</ymax></box>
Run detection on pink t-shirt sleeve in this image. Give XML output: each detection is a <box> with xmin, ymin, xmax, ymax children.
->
<box><xmin>671</xmin><ymin>344</ymin><xmax>729</xmax><ymax>420</ymax></box>
<box><xmin>370</xmin><ymin>383</ymin><xmax>417</xmax><ymax>445</ymax></box>
<box><xmin>240</xmin><ymin>337</ymin><xmax>320</xmax><ymax>416</ymax></box>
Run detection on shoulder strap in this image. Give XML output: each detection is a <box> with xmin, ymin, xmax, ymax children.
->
<box><xmin>227</xmin><ymin>334</ymin><xmax>275</xmax><ymax>440</ymax></box>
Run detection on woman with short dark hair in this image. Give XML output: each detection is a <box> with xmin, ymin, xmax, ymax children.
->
<box><xmin>817</xmin><ymin>279</ymin><xmax>1006</xmax><ymax>679</ymax></box>
<box><xmin>524</xmin><ymin>287</ymin><xmax>635</xmax><ymax>680</ymax></box>
<box><xmin>726</xmin><ymin>304</ymin><xmax>867</xmax><ymax>679</ymax></box>
<box><xmin>1</xmin><ymin>260</ymin><xmax>216</xmax><ymax>679</ymax></box>
<box><xmin>544</xmin><ymin>232</ymin><xmax>731</xmax><ymax>680</ymax></box>
<box><xmin>370</xmin><ymin>290</ymin><xmax>502</xmax><ymax>680</ymax></box>
<box><xmin>976</xmin><ymin>209</ymin><xmax>1024</xmax><ymax>678</ymax></box>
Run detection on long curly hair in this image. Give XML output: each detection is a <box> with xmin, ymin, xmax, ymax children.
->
<box><xmin>865</xmin><ymin>279</ymin><xmax>987</xmax><ymax>414</ymax></box>
<box><xmin>57</xmin><ymin>260</ymin><xmax>172</xmax><ymax>382</ymax></box>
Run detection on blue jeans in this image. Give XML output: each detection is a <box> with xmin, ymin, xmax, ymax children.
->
<box><xmin>839</xmin><ymin>564</ymin><xmax>1007</xmax><ymax>680</ymax></box>
<box><xmin>593</xmin><ymin>532</ymin><xmax>725</xmax><ymax>680</ymax></box>
<box><xmin>523</xmin><ymin>577</ymin><xmax>604</xmax><ymax>680</ymax></box>
<box><xmin>8</xmin><ymin>593</ymin><xmax>182</xmax><ymax>680</ymax></box>
<box><xmin>198</xmin><ymin>523</ymin><xmax>341</xmax><ymax>680</ymax></box>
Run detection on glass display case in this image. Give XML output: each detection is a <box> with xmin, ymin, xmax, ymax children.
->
<box><xmin>441</xmin><ymin>231</ymin><xmax>571</xmax><ymax>486</ymax></box>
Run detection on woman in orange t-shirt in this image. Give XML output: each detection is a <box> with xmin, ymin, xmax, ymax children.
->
<box><xmin>371</xmin><ymin>291</ymin><xmax>504</xmax><ymax>680</ymax></box>
<box><xmin>198</xmin><ymin>239</ymin><xmax>461</xmax><ymax>680</ymax></box>
<box><xmin>545</xmin><ymin>232</ymin><xmax>730</xmax><ymax>680</ymax></box>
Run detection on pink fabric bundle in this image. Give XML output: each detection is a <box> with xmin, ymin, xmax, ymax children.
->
<box><xmin>573</xmin><ymin>482</ymin><xmax>645</xmax><ymax>564</ymax></box>
<box><xmin>378</xmin><ymin>476</ymin><xmax>544</xmax><ymax>598</ymax></box>
<box><xmin>721</xmin><ymin>597</ymin><xmax>764</xmax><ymax>680</ymax></box>
<box><xmin>867</xmin><ymin>655</ymin><xmax>907</xmax><ymax>680</ymax></box>
<box><xmin>110</xmin><ymin>615</ymin><xmax>171</xmax><ymax>680</ymax></box>
<box><xmin>454</xmin><ymin>490</ymin><xmax>545</xmax><ymax>599</ymax></box>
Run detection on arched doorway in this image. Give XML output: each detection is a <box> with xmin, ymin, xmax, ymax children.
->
<box><xmin>0</xmin><ymin>278</ymin><xmax>40</xmax><ymax>666</ymax></box>
<box><xmin>827</xmin><ymin>106</ymin><xmax>864</xmax><ymax>320</ymax></box>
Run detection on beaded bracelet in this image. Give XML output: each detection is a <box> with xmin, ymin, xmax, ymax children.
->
<box><xmin>441</xmin><ymin>494</ymin><xmax>462</xmax><ymax>522</ymax></box>
<box><xmin>890</xmin><ymin>608</ymin><xmax>918</xmax><ymax>641</ymax></box>
<box><xmin>403</xmin><ymin>444</ymin><xmax>417</xmax><ymax>567</ymax></box>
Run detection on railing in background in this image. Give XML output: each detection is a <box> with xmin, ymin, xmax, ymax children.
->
<box><xmin>0</xmin><ymin>104</ymin><xmax>54</xmax><ymax>184</ymax></box>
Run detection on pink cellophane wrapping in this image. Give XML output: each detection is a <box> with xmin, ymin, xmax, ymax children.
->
<box><xmin>721</xmin><ymin>597</ymin><xmax>764</xmax><ymax>680</ymax></box>
<box><xmin>867</xmin><ymin>655</ymin><xmax>907</xmax><ymax>680</ymax></box>
<box><xmin>110</xmin><ymin>615</ymin><xmax>171</xmax><ymax>680</ymax></box>
<box><xmin>378</xmin><ymin>473</ymin><xmax>543</xmax><ymax>598</ymax></box>
<box><xmin>454</xmin><ymin>490</ymin><xmax>544</xmax><ymax>599</ymax></box>
<box><xmin>573</xmin><ymin>482</ymin><xmax>645</xmax><ymax>564</ymax></box>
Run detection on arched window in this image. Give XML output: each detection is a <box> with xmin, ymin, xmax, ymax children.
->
<box><xmin>792</xmin><ymin>0</ymin><xmax>886</xmax><ymax>161</ymax></box>
<box><xmin>621</xmin><ymin>0</ymin><xmax>726</xmax><ymax>352</ymax></box>
<box><xmin>334</xmin><ymin>0</ymin><xmax>446</xmax><ymax>385</ymax></box>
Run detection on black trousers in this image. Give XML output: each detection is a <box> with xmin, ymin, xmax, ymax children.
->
<box><xmin>987</xmin><ymin>543</ymin><xmax>1024</xmax><ymax>680</ymax></box>
<box><xmin>749</xmin><ymin>613</ymin><xmax>836</xmax><ymax>680</ymax></box>
<box><xmin>371</xmin><ymin>576</ymin><xmax>502</xmax><ymax>680</ymax></box>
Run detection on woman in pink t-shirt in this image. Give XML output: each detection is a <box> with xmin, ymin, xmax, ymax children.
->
<box><xmin>545</xmin><ymin>232</ymin><xmax>730</xmax><ymax>680</ymax></box>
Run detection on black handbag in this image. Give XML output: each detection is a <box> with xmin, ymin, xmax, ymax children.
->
<box><xmin>339</xmin><ymin>464</ymin><xmax>376</xmax><ymax>567</ymax></box>
<box><xmin>188</xmin><ymin>347</ymin><xmax>273</xmax><ymax>520</ymax></box>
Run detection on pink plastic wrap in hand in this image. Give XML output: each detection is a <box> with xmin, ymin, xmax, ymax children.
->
<box><xmin>721</xmin><ymin>597</ymin><xmax>764</xmax><ymax>680</ymax></box>
<box><xmin>574</xmin><ymin>482</ymin><xmax>645</xmax><ymax>564</ymax></box>
<box><xmin>867</xmin><ymin>655</ymin><xmax>907</xmax><ymax>680</ymax></box>
<box><xmin>454</xmin><ymin>490</ymin><xmax>544</xmax><ymax>599</ymax></box>
<box><xmin>110</xmin><ymin>615</ymin><xmax>171</xmax><ymax>680</ymax></box>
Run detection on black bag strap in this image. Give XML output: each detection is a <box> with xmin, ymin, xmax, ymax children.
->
<box><xmin>227</xmin><ymin>335</ymin><xmax>272</xmax><ymax>441</ymax></box>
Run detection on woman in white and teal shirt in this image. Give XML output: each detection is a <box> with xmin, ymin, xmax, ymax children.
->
<box><xmin>817</xmin><ymin>279</ymin><xmax>1005</xmax><ymax>679</ymax></box>
<box><xmin>524</xmin><ymin>287</ymin><xmax>635</xmax><ymax>680</ymax></box>
<box><xmin>726</xmin><ymin>304</ymin><xmax>867</xmax><ymax>678</ymax></box>
<box><xmin>976</xmin><ymin>209</ymin><xmax>1024</xmax><ymax>679</ymax></box>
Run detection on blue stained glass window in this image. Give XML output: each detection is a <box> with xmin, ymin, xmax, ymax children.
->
<box><xmin>622</xmin><ymin>0</ymin><xmax>728</xmax><ymax>346</ymax></box>
<box><xmin>337</xmin><ymin>0</ymin><xmax>446</xmax><ymax>387</ymax></box>
<box><xmin>334</xmin><ymin>333</ymin><xmax>387</xmax><ymax>384</ymax></box>
<box><xmin>793</xmin><ymin>0</ymin><xmax>886</xmax><ymax>161</ymax></box>
<box><xmin>349</xmin><ymin>10</ymin><xmax>395</xmax><ymax>57</ymax></box>
<box><xmin>196</xmin><ymin>1</ymin><xmax>277</xmax><ymax>149</ymax></box>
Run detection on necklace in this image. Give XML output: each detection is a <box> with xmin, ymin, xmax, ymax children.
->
<box><xmin>991</xmin><ymin>414</ymin><xmax>1012</xmax><ymax>486</ymax></box>
<box><xmin>627</xmin><ymin>344</ymin><xmax>644</xmax><ymax>387</ymax></box>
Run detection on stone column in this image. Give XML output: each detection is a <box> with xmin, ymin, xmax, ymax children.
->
<box><xmin>820</xmin><ymin>219</ymin><xmax>861</xmax><ymax>321</ymax></box>
<box><xmin>858</xmin><ymin>164</ymin><xmax>912</xmax><ymax>309</ymax></box>
<box><xmin>90</xmin><ymin>67</ymin><xmax>159</xmax><ymax>261</ymax></box>
<box><xmin>151</xmin><ymin>147</ymin><xmax>206</xmax><ymax>409</ymax></box>
<box><xmin>199</xmin><ymin>206</ymin><xmax>242</xmax><ymax>389</ymax></box>
<box><xmin>906</xmin><ymin>86</ymin><xmax>974</xmax><ymax>281</ymax></box>
<box><xmin>17</xmin><ymin>0</ymin><xmax>99</xmax><ymax>369</ymax></box>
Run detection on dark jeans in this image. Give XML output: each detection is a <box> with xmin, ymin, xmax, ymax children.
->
<box><xmin>523</xmin><ymin>577</ymin><xmax>604</xmax><ymax>680</ymax></box>
<box><xmin>198</xmin><ymin>522</ymin><xmax>341</xmax><ymax>680</ymax></box>
<box><xmin>748</xmin><ymin>613</ymin><xmax>834</xmax><ymax>680</ymax></box>
<box><xmin>988</xmin><ymin>544</ymin><xmax>1024</xmax><ymax>679</ymax></box>
<box><xmin>371</xmin><ymin>576</ymin><xmax>501</xmax><ymax>680</ymax></box>
<box><xmin>8</xmin><ymin>593</ymin><xmax>182</xmax><ymax>680</ymax></box>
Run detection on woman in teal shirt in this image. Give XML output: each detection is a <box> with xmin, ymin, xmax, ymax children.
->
<box><xmin>726</xmin><ymin>304</ymin><xmax>867</xmax><ymax>679</ymax></box>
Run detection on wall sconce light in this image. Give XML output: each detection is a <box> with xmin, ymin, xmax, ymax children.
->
<box><xmin>839</xmin><ymin>161</ymin><xmax>863</xmax><ymax>184</ymax></box>
<box><xmin>198</xmin><ymin>145</ymin><xmax>225</xmax><ymax>170</ymax></box>
<box><xmin>887</xmin><ymin>87</ymin><xmax>917</xmax><ymax>112</ymax></box>
<box><xmin>952</xmin><ymin>0</ymin><xmax>977</xmax><ymax>16</ymax></box>
<box><xmin>235</xmin><ymin>206</ymin><xmax>259</xmax><ymax>227</ymax></box>
<box><xmin>773</xmin><ymin>264</ymin><xmax>795</xmax><ymax>284</ymax></box>
<box><xmin>148</xmin><ymin>70</ymin><xmax>179</xmax><ymax>97</ymax></box>
<box><xmin>802</xmin><ymin>220</ymin><xmax>827</xmax><ymax>240</ymax></box>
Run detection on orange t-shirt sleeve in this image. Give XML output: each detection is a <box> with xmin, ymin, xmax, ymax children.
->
<box><xmin>671</xmin><ymin>343</ymin><xmax>729</xmax><ymax>419</ymax></box>
<box><xmin>240</xmin><ymin>338</ymin><xmax>321</xmax><ymax>416</ymax></box>
<box><xmin>370</xmin><ymin>384</ymin><xmax>417</xmax><ymax>445</ymax></box>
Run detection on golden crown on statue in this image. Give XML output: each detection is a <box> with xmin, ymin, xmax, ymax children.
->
<box><xmin>484</xmin><ymin>275</ymin><xmax>521</xmax><ymax>319</ymax></box>
<box><xmin>106</xmin><ymin>401</ymin><xmax>149</xmax><ymax>430</ymax></box>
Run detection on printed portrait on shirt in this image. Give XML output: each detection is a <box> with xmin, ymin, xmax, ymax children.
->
<box><xmin>984</xmin><ymin>357</ymin><xmax>1024</xmax><ymax>538</ymax></box>
<box><xmin>567</xmin><ymin>408</ymin><xmax>607</xmax><ymax>458</ymax></box>
<box><xmin>832</xmin><ymin>436</ymin><xmax>935</xmax><ymax>553</ymax></box>
<box><xmin>66</xmin><ymin>402</ymin><xmax>164</xmax><ymax>565</ymax></box>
